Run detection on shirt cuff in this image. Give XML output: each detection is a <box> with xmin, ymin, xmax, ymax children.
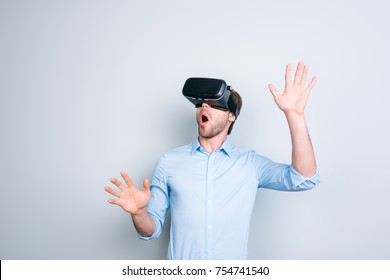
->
<box><xmin>136</xmin><ymin>214</ymin><xmax>161</xmax><ymax>240</ymax></box>
<box><xmin>289</xmin><ymin>165</ymin><xmax>321</xmax><ymax>190</ymax></box>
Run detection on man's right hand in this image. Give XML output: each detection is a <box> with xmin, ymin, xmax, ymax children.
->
<box><xmin>104</xmin><ymin>171</ymin><xmax>151</xmax><ymax>215</ymax></box>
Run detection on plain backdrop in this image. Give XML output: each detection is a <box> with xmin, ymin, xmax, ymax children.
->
<box><xmin>1</xmin><ymin>0</ymin><xmax>389</xmax><ymax>259</ymax></box>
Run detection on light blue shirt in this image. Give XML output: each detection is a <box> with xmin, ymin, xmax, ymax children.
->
<box><xmin>139</xmin><ymin>139</ymin><xmax>320</xmax><ymax>259</ymax></box>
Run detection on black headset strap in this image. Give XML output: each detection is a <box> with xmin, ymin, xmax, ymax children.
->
<box><xmin>228</xmin><ymin>96</ymin><xmax>238</xmax><ymax>118</ymax></box>
<box><xmin>227</xmin><ymin>87</ymin><xmax>239</xmax><ymax>118</ymax></box>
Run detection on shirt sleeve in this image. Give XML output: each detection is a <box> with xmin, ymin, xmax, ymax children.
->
<box><xmin>252</xmin><ymin>151</ymin><xmax>320</xmax><ymax>191</ymax></box>
<box><xmin>137</xmin><ymin>155</ymin><xmax>170</xmax><ymax>240</ymax></box>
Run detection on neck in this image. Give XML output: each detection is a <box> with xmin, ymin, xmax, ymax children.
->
<box><xmin>198</xmin><ymin>134</ymin><xmax>227</xmax><ymax>154</ymax></box>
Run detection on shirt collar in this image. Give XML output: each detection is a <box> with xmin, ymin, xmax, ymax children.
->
<box><xmin>191</xmin><ymin>138</ymin><xmax>233</xmax><ymax>157</ymax></box>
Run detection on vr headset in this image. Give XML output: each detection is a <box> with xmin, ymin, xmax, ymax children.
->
<box><xmin>182</xmin><ymin>77</ymin><xmax>239</xmax><ymax>118</ymax></box>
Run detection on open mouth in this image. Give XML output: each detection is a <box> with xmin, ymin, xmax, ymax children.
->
<box><xmin>200</xmin><ymin>113</ymin><xmax>209</xmax><ymax>126</ymax></box>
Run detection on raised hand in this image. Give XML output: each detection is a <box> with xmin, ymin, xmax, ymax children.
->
<box><xmin>104</xmin><ymin>171</ymin><xmax>151</xmax><ymax>215</ymax></box>
<box><xmin>268</xmin><ymin>61</ymin><xmax>317</xmax><ymax>116</ymax></box>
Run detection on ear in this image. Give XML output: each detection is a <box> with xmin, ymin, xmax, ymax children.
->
<box><xmin>228</xmin><ymin>112</ymin><xmax>236</xmax><ymax>122</ymax></box>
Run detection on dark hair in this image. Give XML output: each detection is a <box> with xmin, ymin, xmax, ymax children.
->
<box><xmin>228</xmin><ymin>89</ymin><xmax>242</xmax><ymax>135</ymax></box>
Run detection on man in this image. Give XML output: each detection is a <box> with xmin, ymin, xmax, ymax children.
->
<box><xmin>104</xmin><ymin>62</ymin><xmax>320</xmax><ymax>259</ymax></box>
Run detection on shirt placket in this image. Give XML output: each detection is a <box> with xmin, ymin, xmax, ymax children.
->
<box><xmin>205</xmin><ymin>151</ymin><xmax>215</xmax><ymax>259</ymax></box>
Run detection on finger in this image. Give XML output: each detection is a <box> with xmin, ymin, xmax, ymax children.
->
<box><xmin>120</xmin><ymin>171</ymin><xmax>135</xmax><ymax>189</ymax></box>
<box><xmin>293</xmin><ymin>61</ymin><xmax>304</xmax><ymax>85</ymax></box>
<box><xmin>108</xmin><ymin>198</ymin><xmax>121</xmax><ymax>206</ymax></box>
<box><xmin>268</xmin><ymin>83</ymin><xmax>280</xmax><ymax>98</ymax></box>
<box><xmin>300</xmin><ymin>64</ymin><xmax>309</xmax><ymax>86</ymax></box>
<box><xmin>306</xmin><ymin>76</ymin><xmax>318</xmax><ymax>93</ymax></box>
<box><xmin>143</xmin><ymin>178</ymin><xmax>150</xmax><ymax>192</ymax></box>
<box><xmin>104</xmin><ymin>186</ymin><xmax>121</xmax><ymax>198</ymax></box>
<box><xmin>268</xmin><ymin>84</ymin><xmax>281</xmax><ymax>103</ymax></box>
<box><xmin>285</xmin><ymin>63</ymin><xmax>292</xmax><ymax>87</ymax></box>
<box><xmin>110</xmin><ymin>177</ymin><xmax>126</xmax><ymax>191</ymax></box>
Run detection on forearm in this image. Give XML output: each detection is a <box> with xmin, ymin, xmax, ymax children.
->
<box><xmin>131</xmin><ymin>209</ymin><xmax>156</xmax><ymax>238</ymax></box>
<box><xmin>285</xmin><ymin>112</ymin><xmax>317</xmax><ymax>177</ymax></box>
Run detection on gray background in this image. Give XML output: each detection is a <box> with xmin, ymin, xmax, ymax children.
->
<box><xmin>1</xmin><ymin>0</ymin><xmax>389</xmax><ymax>259</ymax></box>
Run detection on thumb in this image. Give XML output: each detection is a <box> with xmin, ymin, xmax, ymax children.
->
<box><xmin>268</xmin><ymin>83</ymin><xmax>280</xmax><ymax>100</ymax></box>
<box><xmin>143</xmin><ymin>178</ymin><xmax>150</xmax><ymax>192</ymax></box>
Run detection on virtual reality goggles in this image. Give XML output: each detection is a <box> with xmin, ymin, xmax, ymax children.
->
<box><xmin>182</xmin><ymin>77</ymin><xmax>239</xmax><ymax>118</ymax></box>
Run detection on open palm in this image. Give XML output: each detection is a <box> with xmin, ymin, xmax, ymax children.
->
<box><xmin>268</xmin><ymin>62</ymin><xmax>317</xmax><ymax>116</ymax></box>
<box><xmin>104</xmin><ymin>171</ymin><xmax>151</xmax><ymax>215</ymax></box>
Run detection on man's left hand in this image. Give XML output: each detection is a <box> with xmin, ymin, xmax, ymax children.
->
<box><xmin>268</xmin><ymin>61</ymin><xmax>317</xmax><ymax>116</ymax></box>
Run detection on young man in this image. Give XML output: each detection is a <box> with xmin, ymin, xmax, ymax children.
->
<box><xmin>104</xmin><ymin>62</ymin><xmax>320</xmax><ymax>259</ymax></box>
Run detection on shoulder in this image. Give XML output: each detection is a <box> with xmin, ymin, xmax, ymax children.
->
<box><xmin>159</xmin><ymin>143</ymin><xmax>193</xmax><ymax>160</ymax></box>
<box><xmin>227</xmin><ymin>143</ymin><xmax>271</xmax><ymax>165</ymax></box>
<box><xmin>226</xmin><ymin>142</ymin><xmax>260</xmax><ymax>158</ymax></box>
<box><xmin>152</xmin><ymin>143</ymin><xmax>193</xmax><ymax>174</ymax></box>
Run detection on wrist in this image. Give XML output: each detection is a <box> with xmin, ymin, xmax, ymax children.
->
<box><xmin>284</xmin><ymin>110</ymin><xmax>305</xmax><ymax>121</ymax></box>
<box><xmin>131</xmin><ymin>207</ymin><xmax>148</xmax><ymax>218</ymax></box>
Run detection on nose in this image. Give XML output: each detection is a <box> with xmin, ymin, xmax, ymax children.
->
<box><xmin>201</xmin><ymin>103</ymin><xmax>210</xmax><ymax>108</ymax></box>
